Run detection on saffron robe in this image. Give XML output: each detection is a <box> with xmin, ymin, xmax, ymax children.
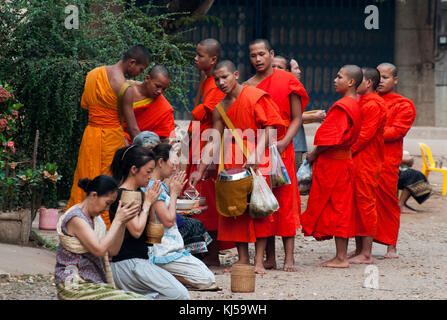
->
<box><xmin>256</xmin><ymin>68</ymin><xmax>309</xmax><ymax>237</ymax></box>
<box><xmin>186</xmin><ymin>76</ymin><xmax>225</xmax><ymax>232</ymax></box>
<box><xmin>123</xmin><ymin>94</ymin><xmax>175</xmax><ymax>141</ymax></box>
<box><xmin>301</xmin><ymin>97</ymin><xmax>362</xmax><ymax>240</ymax></box>
<box><xmin>374</xmin><ymin>93</ymin><xmax>416</xmax><ymax>246</ymax></box>
<box><xmin>217</xmin><ymin>85</ymin><xmax>286</xmax><ymax>243</ymax></box>
<box><xmin>351</xmin><ymin>93</ymin><xmax>387</xmax><ymax>237</ymax></box>
<box><xmin>67</xmin><ymin>66</ymin><xmax>125</xmax><ymax>229</ymax></box>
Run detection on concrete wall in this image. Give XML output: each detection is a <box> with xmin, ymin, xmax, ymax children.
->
<box><xmin>394</xmin><ymin>0</ymin><xmax>437</xmax><ymax>127</ymax></box>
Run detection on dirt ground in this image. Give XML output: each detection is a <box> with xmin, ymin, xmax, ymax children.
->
<box><xmin>1</xmin><ymin>156</ymin><xmax>446</xmax><ymax>300</ymax></box>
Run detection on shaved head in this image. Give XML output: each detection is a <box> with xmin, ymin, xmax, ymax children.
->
<box><xmin>122</xmin><ymin>44</ymin><xmax>151</xmax><ymax>65</ymax></box>
<box><xmin>377</xmin><ymin>63</ymin><xmax>398</xmax><ymax>77</ymax></box>
<box><xmin>215</xmin><ymin>60</ymin><xmax>237</xmax><ymax>73</ymax></box>
<box><xmin>362</xmin><ymin>67</ymin><xmax>381</xmax><ymax>90</ymax></box>
<box><xmin>249</xmin><ymin>38</ymin><xmax>272</xmax><ymax>51</ymax></box>
<box><xmin>342</xmin><ymin>65</ymin><xmax>363</xmax><ymax>89</ymax></box>
<box><xmin>148</xmin><ymin>64</ymin><xmax>170</xmax><ymax>79</ymax></box>
<box><xmin>198</xmin><ymin>38</ymin><xmax>222</xmax><ymax>59</ymax></box>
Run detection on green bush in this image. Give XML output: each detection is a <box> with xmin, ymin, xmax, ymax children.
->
<box><xmin>0</xmin><ymin>0</ymin><xmax>195</xmax><ymax>201</ymax></box>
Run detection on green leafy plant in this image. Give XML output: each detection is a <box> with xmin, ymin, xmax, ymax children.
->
<box><xmin>0</xmin><ymin>0</ymin><xmax>196</xmax><ymax>199</ymax></box>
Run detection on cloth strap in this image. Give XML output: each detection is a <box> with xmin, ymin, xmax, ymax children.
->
<box><xmin>215</xmin><ymin>103</ymin><xmax>250</xmax><ymax>173</ymax></box>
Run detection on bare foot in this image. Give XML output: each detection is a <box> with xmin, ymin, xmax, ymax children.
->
<box><xmin>254</xmin><ymin>262</ymin><xmax>267</xmax><ymax>275</ymax></box>
<box><xmin>283</xmin><ymin>263</ymin><xmax>298</xmax><ymax>272</ymax></box>
<box><xmin>263</xmin><ymin>259</ymin><xmax>277</xmax><ymax>270</ymax></box>
<box><xmin>348</xmin><ymin>254</ymin><xmax>373</xmax><ymax>265</ymax></box>
<box><xmin>318</xmin><ymin>257</ymin><xmax>349</xmax><ymax>268</ymax></box>
<box><xmin>384</xmin><ymin>251</ymin><xmax>399</xmax><ymax>259</ymax></box>
<box><xmin>224</xmin><ymin>260</ymin><xmax>246</xmax><ymax>273</ymax></box>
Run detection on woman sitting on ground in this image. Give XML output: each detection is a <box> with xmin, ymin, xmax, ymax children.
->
<box><xmin>109</xmin><ymin>145</ymin><xmax>190</xmax><ymax>300</ymax></box>
<box><xmin>399</xmin><ymin>151</ymin><xmax>432</xmax><ymax>213</ymax></box>
<box><xmin>54</xmin><ymin>175</ymin><xmax>147</xmax><ymax>300</ymax></box>
<box><xmin>146</xmin><ymin>143</ymin><xmax>217</xmax><ymax>290</ymax></box>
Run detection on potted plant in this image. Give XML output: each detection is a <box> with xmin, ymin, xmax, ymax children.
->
<box><xmin>38</xmin><ymin>163</ymin><xmax>62</xmax><ymax>231</ymax></box>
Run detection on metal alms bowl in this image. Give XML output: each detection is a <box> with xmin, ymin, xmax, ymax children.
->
<box><xmin>217</xmin><ymin>167</ymin><xmax>252</xmax><ymax>182</ymax></box>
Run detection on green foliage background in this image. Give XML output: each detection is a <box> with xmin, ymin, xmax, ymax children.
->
<box><xmin>0</xmin><ymin>0</ymin><xmax>195</xmax><ymax>201</ymax></box>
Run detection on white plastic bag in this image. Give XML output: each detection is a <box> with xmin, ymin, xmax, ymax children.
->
<box><xmin>249</xmin><ymin>169</ymin><xmax>279</xmax><ymax>219</ymax></box>
<box><xmin>297</xmin><ymin>159</ymin><xmax>312</xmax><ymax>195</ymax></box>
<box><xmin>269</xmin><ymin>144</ymin><xmax>291</xmax><ymax>188</ymax></box>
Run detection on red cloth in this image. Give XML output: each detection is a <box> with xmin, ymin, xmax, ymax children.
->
<box><xmin>301</xmin><ymin>97</ymin><xmax>362</xmax><ymax>240</ymax></box>
<box><xmin>352</xmin><ymin>93</ymin><xmax>387</xmax><ymax>237</ymax></box>
<box><xmin>217</xmin><ymin>85</ymin><xmax>286</xmax><ymax>243</ymax></box>
<box><xmin>256</xmin><ymin>69</ymin><xmax>309</xmax><ymax>237</ymax></box>
<box><xmin>374</xmin><ymin>93</ymin><xmax>416</xmax><ymax>246</ymax></box>
<box><xmin>123</xmin><ymin>94</ymin><xmax>175</xmax><ymax>141</ymax></box>
<box><xmin>185</xmin><ymin>77</ymin><xmax>225</xmax><ymax>232</ymax></box>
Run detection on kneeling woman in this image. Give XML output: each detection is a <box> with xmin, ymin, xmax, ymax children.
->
<box><xmin>109</xmin><ymin>145</ymin><xmax>190</xmax><ymax>300</ymax></box>
<box><xmin>55</xmin><ymin>175</ymin><xmax>147</xmax><ymax>300</ymax></box>
<box><xmin>147</xmin><ymin>143</ymin><xmax>217</xmax><ymax>290</ymax></box>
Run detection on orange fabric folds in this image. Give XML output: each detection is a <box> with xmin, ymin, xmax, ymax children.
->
<box><xmin>374</xmin><ymin>93</ymin><xmax>416</xmax><ymax>246</ymax></box>
<box><xmin>217</xmin><ymin>86</ymin><xmax>286</xmax><ymax>243</ymax></box>
<box><xmin>301</xmin><ymin>97</ymin><xmax>362</xmax><ymax>241</ymax></box>
<box><xmin>256</xmin><ymin>69</ymin><xmax>310</xmax><ymax>237</ymax></box>
<box><xmin>67</xmin><ymin>66</ymin><xmax>125</xmax><ymax>229</ymax></box>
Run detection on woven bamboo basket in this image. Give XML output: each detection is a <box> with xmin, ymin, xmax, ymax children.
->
<box><xmin>146</xmin><ymin>222</ymin><xmax>164</xmax><ymax>244</ymax></box>
<box><xmin>231</xmin><ymin>264</ymin><xmax>255</xmax><ymax>293</ymax></box>
<box><xmin>120</xmin><ymin>190</ymin><xmax>142</xmax><ymax>206</ymax></box>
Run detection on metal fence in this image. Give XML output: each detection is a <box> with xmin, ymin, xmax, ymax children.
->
<box><xmin>177</xmin><ymin>0</ymin><xmax>395</xmax><ymax>118</ymax></box>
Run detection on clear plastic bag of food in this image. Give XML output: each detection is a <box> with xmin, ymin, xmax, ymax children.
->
<box><xmin>249</xmin><ymin>169</ymin><xmax>279</xmax><ymax>219</ymax></box>
<box><xmin>297</xmin><ymin>159</ymin><xmax>312</xmax><ymax>195</ymax></box>
<box><xmin>269</xmin><ymin>144</ymin><xmax>291</xmax><ymax>188</ymax></box>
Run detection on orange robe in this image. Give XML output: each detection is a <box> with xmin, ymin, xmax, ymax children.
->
<box><xmin>67</xmin><ymin>66</ymin><xmax>125</xmax><ymax>228</ymax></box>
<box><xmin>256</xmin><ymin>68</ymin><xmax>309</xmax><ymax>237</ymax></box>
<box><xmin>301</xmin><ymin>97</ymin><xmax>362</xmax><ymax>240</ymax></box>
<box><xmin>351</xmin><ymin>93</ymin><xmax>387</xmax><ymax>237</ymax></box>
<box><xmin>186</xmin><ymin>76</ymin><xmax>225</xmax><ymax>232</ymax></box>
<box><xmin>123</xmin><ymin>94</ymin><xmax>175</xmax><ymax>141</ymax></box>
<box><xmin>217</xmin><ymin>85</ymin><xmax>286</xmax><ymax>243</ymax></box>
<box><xmin>374</xmin><ymin>93</ymin><xmax>416</xmax><ymax>246</ymax></box>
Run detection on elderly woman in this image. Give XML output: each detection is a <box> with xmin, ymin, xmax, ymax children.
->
<box><xmin>54</xmin><ymin>175</ymin><xmax>147</xmax><ymax>300</ymax></box>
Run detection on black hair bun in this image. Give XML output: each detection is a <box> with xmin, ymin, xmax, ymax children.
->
<box><xmin>78</xmin><ymin>178</ymin><xmax>91</xmax><ymax>192</ymax></box>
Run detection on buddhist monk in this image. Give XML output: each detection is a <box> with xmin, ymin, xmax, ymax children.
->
<box><xmin>189</xmin><ymin>60</ymin><xmax>286</xmax><ymax>274</ymax></box>
<box><xmin>245</xmin><ymin>39</ymin><xmax>308</xmax><ymax>272</ymax></box>
<box><xmin>374</xmin><ymin>63</ymin><xmax>416</xmax><ymax>259</ymax></box>
<box><xmin>348</xmin><ymin>68</ymin><xmax>387</xmax><ymax>265</ymax></box>
<box><xmin>184</xmin><ymin>39</ymin><xmax>228</xmax><ymax>267</ymax></box>
<box><xmin>67</xmin><ymin>45</ymin><xmax>151</xmax><ymax>229</ymax></box>
<box><xmin>272</xmin><ymin>56</ymin><xmax>289</xmax><ymax>71</ymax></box>
<box><xmin>122</xmin><ymin>65</ymin><xmax>175</xmax><ymax>144</ymax></box>
<box><xmin>301</xmin><ymin>65</ymin><xmax>363</xmax><ymax>268</ymax></box>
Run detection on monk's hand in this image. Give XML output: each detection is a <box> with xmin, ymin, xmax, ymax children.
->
<box><xmin>144</xmin><ymin>180</ymin><xmax>162</xmax><ymax>206</ymax></box>
<box><xmin>306</xmin><ymin>151</ymin><xmax>317</xmax><ymax>164</ymax></box>
<box><xmin>115</xmin><ymin>200</ymin><xmax>140</xmax><ymax>224</ymax></box>
<box><xmin>189</xmin><ymin>171</ymin><xmax>203</xmax><ymax>188</ymax></box>
<box><xmin>276</xmin><ymin>139</ymin><xmax>287</xmax><ymax>155</ymax></box>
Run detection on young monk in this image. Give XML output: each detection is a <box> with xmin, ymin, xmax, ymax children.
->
<box><xmin>122</xmin><ymin>65</ymin><xmax>175</xmax><ymax>144</ymax></box>
<box><xmin>245</xmin><ymin>39</ymin><xmax>308</xmax><ymax>272</ymax></box>
<box><xmin>301</xmin><ymin>65</ymin><xmax>363</xmax><ymax>268</ymax></box>
<box><xmin>189</xmin><ymin>60</ymin><xmax>286</xmax><ymax>274</ymax></box>
<box><xmin>67</xmin><ymin>45</ymin><xmax>151</xmax><ymax>229</ymax></box>
<box><xmin>185</xmin><ymin>39</ymin><xmax>227</xmax><ymax>266</ymax></box>
<box><xmin>374</xmin><ymin>63</ymin><xmax>416</xmax><ymax>259</ymax></box>
<box><xmin>348</xmin><ymin>68</ymin><xmax>387</xmax><ymax>264</ymax></box>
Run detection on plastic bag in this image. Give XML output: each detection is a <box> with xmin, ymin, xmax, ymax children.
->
<box><xmin>249</xmin><ymin>169</ymin><xmax>279</xmax><ymax>219</ymax></box>
<box><xmin>297</xmin><ymin>159</ymin><xmax>312</xmax><ymax>195</ymax></box>
<box><xmin>269</xmin><ymin>144</ymin><xmax>291</xmax><ymax>188</ymax></box>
